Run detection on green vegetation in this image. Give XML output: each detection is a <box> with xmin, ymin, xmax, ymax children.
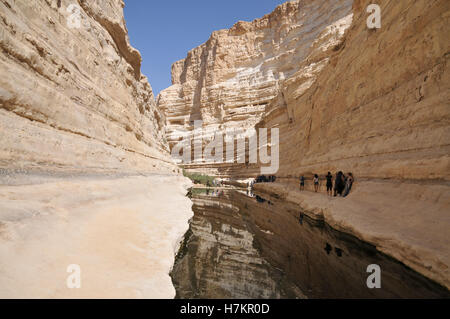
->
<box><xmin>190</xmin><ymin>188</ymin><xmax>210</xmax><ymax>196</ymax></box>
<box><xmin>186</xmin><ymin>187</ymin><xmax>218</xmax><ymax>199</ymax></box>
<box><xmin>183</xmin><ymin>170</ymin><xmax>215</xmax><ymax>186</ymax></box>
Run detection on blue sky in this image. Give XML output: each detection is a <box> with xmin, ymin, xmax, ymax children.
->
<box><xmin>123</xmin><ymin>0</ymin><xmax>287</xmax><ymax>96</ymax></box>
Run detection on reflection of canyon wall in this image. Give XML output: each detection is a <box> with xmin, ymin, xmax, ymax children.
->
<box><xmin>171</xmin><ymin>192</ymin><xmax>305</xmax><ymax>299</ymax></box>
<box><xmin>173</xmin><ymin>190</ymin><xmax>450</xmax><ymax>298</ymax></box>
<box><xmin>0</xmin><ymin>0</ymin><xmax>174</xmax><ymax>173</ymax></box>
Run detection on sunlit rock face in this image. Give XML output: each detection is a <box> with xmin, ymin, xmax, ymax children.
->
<box><xmin>162</xmin><ymin>0</ymin><xmax>450</xmax><ymax>292</ymax></box>
<box><xmin>0</xmin><ymin>0</ymin><xmax>192</xmax><ymax>299</ymax></box>
<box><xmin>252</xmin><ymin>0</ymin><xmax>450</xmax><ymax>288</ymax></box>
<box><xmin>171</xmin><ymin>191</ymin><xmax>305</xmax><ymax>299</ymax></box>
<box><xmin>159</xmin><ymin>0</ymin><xmax>449</xmax><ymax>182</ymax></box>
<box><xmin>262</xmin><ymin>0</ymin><xmax>450</xmax><ymax>181</ymax></box>
<box><xmin>0</xmin><ymin>0</ymin><xmax>173</xmax><ymax>173</ymax></box>
<box><xmin>158</xmin><ymin>0</ymin><xmax>354</xmax><ymax>161</ymax></box>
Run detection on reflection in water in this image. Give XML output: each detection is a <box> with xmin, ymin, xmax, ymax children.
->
<box><xmin>172</xmin><ymin>189</ymin><xmax>450</xmax><ymax>299</ymax></box>
<box><xmin>171</xmin><ymin>189</ymin><xmax>304</xmax><ymax>299</ymax></box>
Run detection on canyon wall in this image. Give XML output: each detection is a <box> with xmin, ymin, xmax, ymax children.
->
<box><xmin>257</xmin><ymin>0</ymin><xmax>450</xmax><ymax>289</ymax></box>
<box><xmin>0</xmin><ymin>0</ymin><xmax>174</xmax><ymax>173</ymax></box>
<box><xmin>161</xmin><ymin>0</ymin><xmax>450</xmax><ymax>290</ymax></box>
<box><xmin>0</xmin><ymin>0</ymin><xmax>192</xmax><ymax>298</ymax></box>
<box><xmin>158</xmin><ymin>0</ymin><xmax>354</xmax><ymax>167</ymax></box>
<box><xmin>159</xmin><ymin>0</ymin><xmax>449</xmax><ymax>181</ymax></box>
<box><xmin>261</xmin><ymin>0</ymin><xmax>450</xmax><ymax>181</ymax></box>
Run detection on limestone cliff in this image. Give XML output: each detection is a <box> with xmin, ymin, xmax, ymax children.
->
<box><xmin>158</xmin><ymin>0</ymin><xmax>354</xmax><ymax>158</ymax></box>
<box><xmin>262</xmin><ymin>0</ymin><xmax>450</xmax><ymax>181</ymax></box>
<box><xmin>0</xmin><ymin>0</ymin><xmax>173</xmax><ymax>173</ymax></box>
<box><xmin>255</xmin><ymin>0</ymin><xmax>450</xmax><ymax>289</ymax></box>
<box><xmin>160</xmin><ymin>0</ymin><xmax>450</xmax><ymax>290</ymax></box>
<box><xmin>0</xmin><ymin>0</ymin><xmax>192</xmax><ymax>299</ymax></box>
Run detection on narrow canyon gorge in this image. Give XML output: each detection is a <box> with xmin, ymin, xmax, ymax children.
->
<box><xmin>0</xmin><ymin>0</ymin><xmax>449</xmax><ymax>299</ymax></box>
<box><xmin>161</xmin><ymin>0</ymin><xmax>450</xmax><ymax>297</ymax></box>
<box><xmin>0</xmin><ymin>0</ymin><xmax>192</xmax><ymax>298</ymax></box>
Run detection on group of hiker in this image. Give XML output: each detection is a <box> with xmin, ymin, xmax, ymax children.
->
<box><xmin>207</xmin><ymin>180</ymin><xmax>223</xmax><ymax>187</ymax></box>
<box><xmin>248</xmin><ymin>172</ymin><xmax>354</xmax><ymax>198</ymax></box>
<box><xmin>206</xmin><ymin>189</ymin><xmax>224</xmax><ymax>197</ymax></box>
<box><xmin>300</xmin><ymin>171</ymin><xmax>354</xmax><ymax>197</ymax></box>
<box><xmin>254</xmin><ymin>175</ymin><xmax>277</xmax><ymax>183</ymax></box>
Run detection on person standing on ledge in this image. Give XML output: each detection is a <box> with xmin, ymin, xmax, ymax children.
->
<box><xmin>334</xmin><ymin>171</ymin><xmax>345</xmax><ymax>196</ymax></box>
<box><xmin>314</xmin><ymin>174</ymin><xmax>319</xmax><ymax>192</ymax></box>
<box><xmin>326</xmin><ymin>172</ymin><xmax>333</xmax><ymax>196</ymax></box>
<box><xmin>300</xmin><ymin>175</ymin><xmax>305</xmax><ymax>191</ymax></box>
<box><xmin>343</xmin><ymin>173</ymin><xmax>354</xmax><ymax>197</ymax></box>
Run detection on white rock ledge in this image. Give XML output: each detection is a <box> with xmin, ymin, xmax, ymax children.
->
<box><xmin>0</xmin><ymin>174</ymin><xmax>193</xmax><ymax>299</ymax></box>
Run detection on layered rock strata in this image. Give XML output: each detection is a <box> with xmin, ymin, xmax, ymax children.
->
<box><xmin>0</xmin><ymin>0</ymin><xmax>192</xmax><ymax>298</ymax></box>
<box><xmin>158</xmin><ymin>0</ymin><xmax>354</xmax><ymax>168</ymax></box>
<box><xmin>261</xmin><ymin>0</ymin><xmax>450</xmax><ymax>181</ymax></box>
<box><xmin>0</xmin><ymin>0</ymin><xmax>173</xmax><ymax>173</ymax></box>
<box><xmin>161</xmin><ymin>0</ymin><xmax>450</xmax><ymax>291</ymax></box>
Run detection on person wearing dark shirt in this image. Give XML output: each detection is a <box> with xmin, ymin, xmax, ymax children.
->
<box><xmin>334</xmin><ymin>171</ymin><xmax>345</xmax><ymax>196</ymax></box>
<box><xmin>300</xmin><ymin>176</ymin><xmax>305</xmax><ymax>191</ymax></box>
<box><xmin>326</xmin><ymin>172</ymin><xmax>333</xmax><ymax>196</ymax></box>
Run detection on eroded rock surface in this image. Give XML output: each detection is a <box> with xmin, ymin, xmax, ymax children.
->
<box><xmin>264</xmin><ymin>0</ymin><xmax>450</xmax><ymax>181</ymax></box>
<box><xmin>0</xmin><ymin>0</ymin><xmax>173</xmax><ymax>173</ymax></box>
<box><xmin>158</xmin><ymin>0</ymin><xmax>354</xmax><ymax>160</ymax></box>
<box><xmin>0</xmin><ymin>0</ymin><xmax>192</xmax><ymax>298</ymax></box>
<box><xmin>161</xmin><ymin>0</ymin><xmax>450</xmax><ymax>291</ymax></box>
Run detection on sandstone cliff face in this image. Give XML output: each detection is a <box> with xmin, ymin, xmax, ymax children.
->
<box><xmin>159</xmin><ymin>0</ymin><xmax>449</xmax><ymax>180</ymax></box>
<box><xmin>0</xmin><ymin>0</ymin><xmax>173</xmax><ymax>173</ymax></box>
<box><xmin>0</xmin><ymin>0</ymin><xmax>193</xmax><ymax>299</ymax></box>
<box><xmin>254</xmin><ymin>0</ymin><xmax>450</xmax><ymax>289</ymax></box>
<box><xmin>158</xmin><ymin>0</ymin><xmax>354</xmax><ymax>154</ymax></box>
<box><xmin>160</xmin><ymin>0</ymin><xmax>450</xmax><ymax>291</ymax></box>
<box><xmin>263</xmin><ymin>0</ymin><xmax>450</xmax><ymax>181</ymax></box>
